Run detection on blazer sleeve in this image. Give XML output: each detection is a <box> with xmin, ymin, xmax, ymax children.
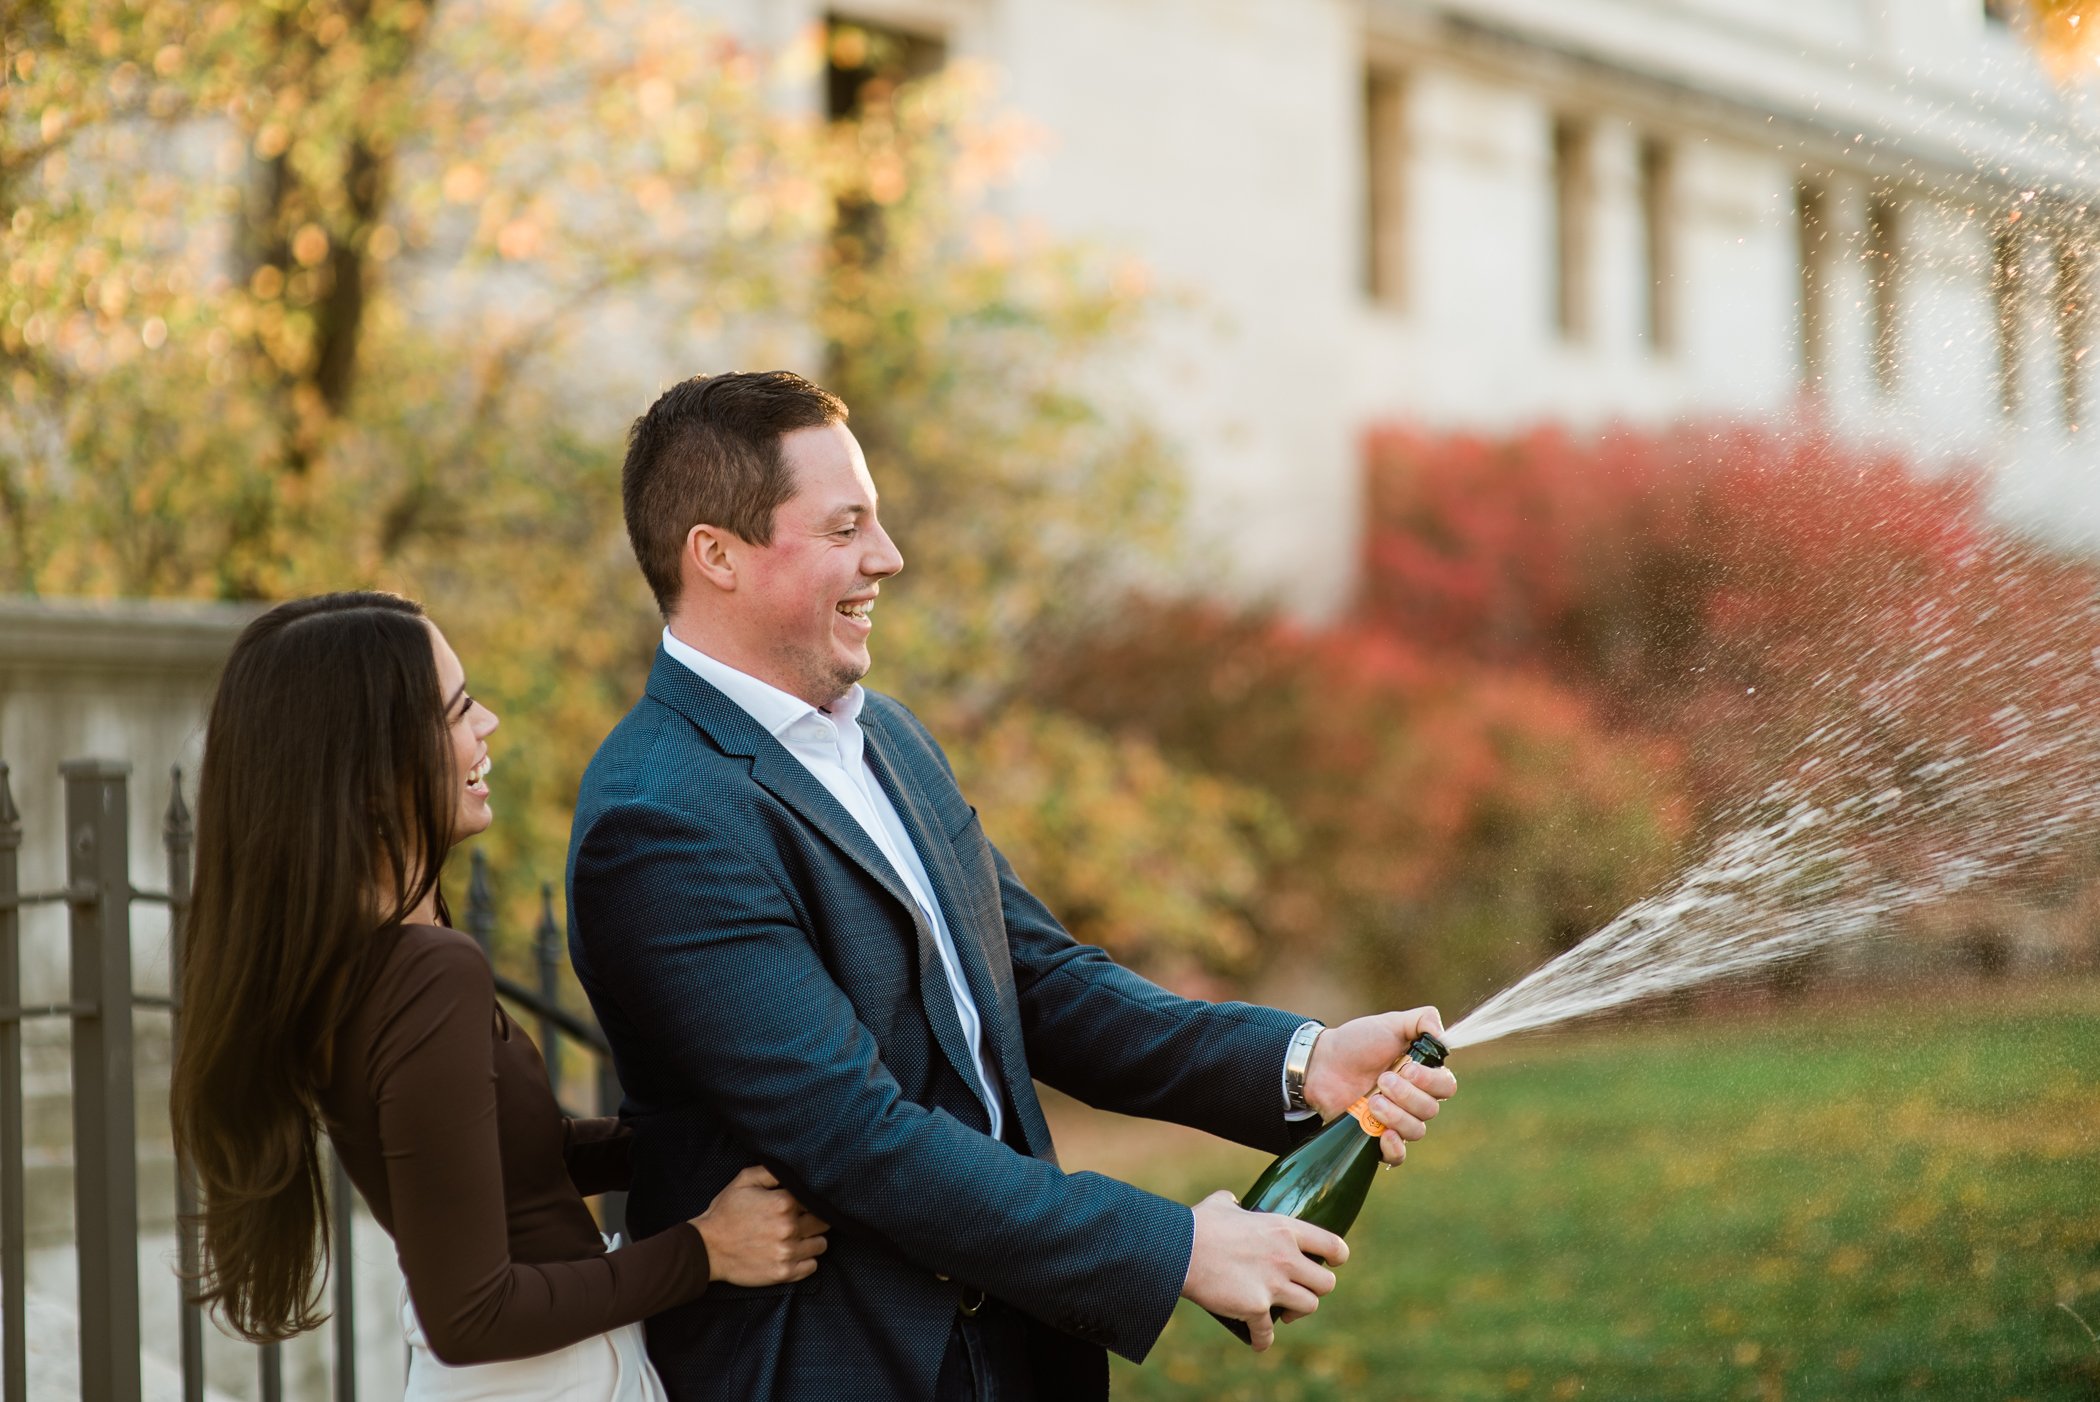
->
<box><xmin>993</xmin><ymin>838</ymin><xmax>1318</xmax><ymax>1156</ymax></box>
<box><xmin>368</xmin><ymin>933</ymin><xmax>711</xmax><ymax>1364</ymax></box>
<box><xmin>570</xmin><ymin>798</ymin><xmax>1196</xmax><ymax>1364</ymax></box>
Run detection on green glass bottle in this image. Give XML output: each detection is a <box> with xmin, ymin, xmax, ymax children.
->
<box><xmin>1213</xmin><ymin>1031</ymin><xmax>1449</xmax><ymax>1343</ymax></box>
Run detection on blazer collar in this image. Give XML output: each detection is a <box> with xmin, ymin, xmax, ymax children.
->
<box><xmin>643</xmin><ymin>645</ymin><xmax>776</xmax><ymax>759</ymax></box>
<box><xmin>645</xmin><ymin>647</ymin><xmax>1007</xmax><ymax>1132</ymax></box>
<box><xmin>644</xmin><ymin>648</ymin><xmax>921</xmax><ymax>914</ymax></box>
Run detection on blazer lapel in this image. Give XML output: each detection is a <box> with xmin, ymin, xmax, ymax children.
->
<box><xmin>747</xmin><ymin>748</ymin><xmax>919</xmax><ymax>912</ymax></box>
<box><xmin>646</xmin><ymin>649</ymin><xmax>920</xmax><ymax>918</ymax></box>
<box><xmin>861</xmin><ymin>718</ymin><xmax>1033</xmax><ymax>1130</ymax></box>
<box><xmin>751</xmin><ymin>750</ymin><xmax>992</xmax><ymax>1130</ymax></box>
<box><xmin>644</xmin><ymin>651</ymin><xmax>991</xmax><ymax>1128</ymax></box>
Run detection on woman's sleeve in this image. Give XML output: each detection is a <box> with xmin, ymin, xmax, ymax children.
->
<box><xmin>369</xmin><ymin>932</ymin><xmax>711</xmax><ymax>1365</ymax></box>
<box><xmin>560</xmin><ymin>1116</ymin><xmax>633</xmax><ymax>1198</ymax></box>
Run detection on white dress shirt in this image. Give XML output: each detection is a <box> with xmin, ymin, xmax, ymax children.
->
<box><xmin>662</xmin><ymin>630</ymin><xmax>1004</xmax><ymax>1139</ymax></box>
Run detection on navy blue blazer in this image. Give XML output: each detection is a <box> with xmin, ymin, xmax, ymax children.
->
<box><xmin>566</xmin><ymin>649</ymin><xmax>1313</xmax><ymax>1401</ymax></box>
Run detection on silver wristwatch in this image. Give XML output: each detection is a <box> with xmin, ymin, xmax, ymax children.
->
<box><xmin>1284</xmin><ymin>1020</ymin><xmax>1323</xmax><ymax>1115</ymax></box>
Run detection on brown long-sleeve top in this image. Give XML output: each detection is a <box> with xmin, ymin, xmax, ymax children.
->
<box><xmin>317</xmin><ymin>922</ymin><xmax>711</xmax><ymax>1365</ymax></box>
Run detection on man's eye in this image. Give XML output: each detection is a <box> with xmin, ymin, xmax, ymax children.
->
<box><xmin>835</xmin><ymin>527</ymin><xmax>858</xmax><ymax>539</ymax></box>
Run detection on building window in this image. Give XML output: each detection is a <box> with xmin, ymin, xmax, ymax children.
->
<box><xmin>1866</xmin><ymin>194</ymin><xmax>1900</xmax><ymax>395</ymax></box>
<box><xmin>1638</xmin><ymin>136</ymin><xmax>1674</xmax><ymax>355</ymax></box>
<box><xmin>1796</xmin><ymin>181</ymin><xmax>1828</xmax><ymax>393</ymax></box>
<box><xmin>1364</xmin><ymin>70</ymin><xmax>1408</xmax><ymax>308</ymax></box>
<box><xmin>1552</xmin><ymin>117</ymin><xmax>1594</xmax><ymax>342</ymax></box>
<box><xmin>2058</xmin><ymin>231</ymin><xmax>2089</xmax><ymax>430</ymax></box>
<box><xmin>825</xmin><ymin>16</ymin><xmax>945</xmax><ymax>268</ymax></box>
<box><xmin>1993</xmin><ymin>223</ymin><xmax>2025</xmax><ymax>418</ymax></box>
<box><xmin>825</xmin><ymin>15</ymin><xmax>945</xmax><ymax>123</ymax></box>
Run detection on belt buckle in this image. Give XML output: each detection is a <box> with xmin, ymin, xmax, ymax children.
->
<box><xmin>957</xmin><ymin>1284</ymin><xmax>986</xmax><ymax>1317</ymax></box>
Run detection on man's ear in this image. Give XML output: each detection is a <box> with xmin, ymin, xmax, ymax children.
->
<box><xmin>684</xmin><ymin>523</ymin><xmax>741</xmax><ymax>594</ymax></box>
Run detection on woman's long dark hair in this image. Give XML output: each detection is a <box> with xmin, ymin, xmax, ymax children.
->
<box><xmin>170</xmin><ymin>591</ymin><xmax>459</xmax><ymax>1341</ymax></box>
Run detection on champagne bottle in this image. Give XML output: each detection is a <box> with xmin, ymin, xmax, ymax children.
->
<box><xmin>1212</xmin><ymin>1030</ymin><xmax>1449</xmax><ymax>1343</ymax></box>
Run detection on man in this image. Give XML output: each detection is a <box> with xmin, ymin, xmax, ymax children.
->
<box><xmin>567</xmin><ymin>371</ymin><xmax>1457</xmax><ymax>1401</ymax></box>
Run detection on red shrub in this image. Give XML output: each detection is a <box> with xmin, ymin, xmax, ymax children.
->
<box><xmin>1361</xmin><ymin>421</ymin><xmax>2100</xmax><ymax>968</ymax></box>
<box><xmin>1032</xmin><ymin>600</ymin><xmax>1686</xmax><ymax>1004</ymax></box>
<box><xmin>1361</xmin><ymin>423</ymin><xmax>2029</xmax><ymax>811</ymax></box>
<box><xmin>1037</xmin><ymin>421</ymin><xmax>2100</xmax><ymax>1003</ymax></box>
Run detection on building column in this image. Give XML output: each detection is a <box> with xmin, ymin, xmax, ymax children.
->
<box><xmin>1814</xmin><ymin>175</ymin><xmax>1873</xmax><ymax>417</ymax></box>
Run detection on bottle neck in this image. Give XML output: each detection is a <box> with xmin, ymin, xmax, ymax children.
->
<box><xmin>1341</xmin><ymin>1051</ymin><xmax>1408</xmax><ymax>1137</ymax></box>
<box><xmin>1339</xmin><ymin>1035</ymin><xmax>1447</xmax><ymax>1138</ymax></box>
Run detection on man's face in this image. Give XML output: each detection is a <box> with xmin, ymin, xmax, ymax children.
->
<box><xmin>738</xmin><ymin>421</ymin><xmax>903</xmax><ymax>707</ymax></box>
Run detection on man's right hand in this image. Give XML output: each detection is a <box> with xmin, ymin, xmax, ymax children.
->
<box><xmin>1179</xmin><ymin>1190</ymin><xmax>1345</xmax><ymax>1351</ymax></box>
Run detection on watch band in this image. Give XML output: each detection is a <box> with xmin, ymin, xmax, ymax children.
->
<box><xmin>1284</xmin><ymin>1020</ymin><xmax>1323</xmax><ymax>1115</ymax></box>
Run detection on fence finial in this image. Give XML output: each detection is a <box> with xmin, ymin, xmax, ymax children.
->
<box><xmin>163</xmin><ymin>765</ymin><xmax>192</xmax><ymax>843</ymax></box>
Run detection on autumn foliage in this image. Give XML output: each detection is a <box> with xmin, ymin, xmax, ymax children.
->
<box><xmin>3</xmin><ymin>2</ymin><xmax>1277</xmax><ymax>983</ymax></box>
<box><xmin>1362</xmin><ymin>424</ymin><xmax>2100</xmax><ymax>834</ymax></box>
<box><xmin>12</xmin><ymin>5</ymin><xmax>2097</xmax><ymax>1004</ymax></box>
<box><xmin>1039</xmin><ymin>423</ymin><xmax>2100</xmax><ymax>1006</ymax></box>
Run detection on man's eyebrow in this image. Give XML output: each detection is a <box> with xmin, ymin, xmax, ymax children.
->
<box><xmin>820</xmin><ymin>503</ymin><xmax>869</xmax><ymax>522</ymax></box>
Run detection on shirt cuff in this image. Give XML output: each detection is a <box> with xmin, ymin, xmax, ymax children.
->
<box><xmin>1281</xmin><ymin>1019</ymin><xmax>1323</xmax><ymax>1121</ymax></box>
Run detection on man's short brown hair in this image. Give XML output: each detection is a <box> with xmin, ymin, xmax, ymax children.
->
<box><xmin>621</xmin><ymin>371</ymin><xmax>849</xmax><ymax>615</ymax></box>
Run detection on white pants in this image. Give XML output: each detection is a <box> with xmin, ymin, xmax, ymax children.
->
<box><xmin>400</xmin><ymin>1237</ymin><xmax>670</xmax><ymax>1402</ymax></box>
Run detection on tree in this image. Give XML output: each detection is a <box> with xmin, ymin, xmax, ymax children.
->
<box><xmin>4</xmin><ymin>0</ymin><xmax>1280</xmax><ymax>980</ymax></box>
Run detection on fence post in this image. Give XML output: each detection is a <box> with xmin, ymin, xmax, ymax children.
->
<box><xmin>259</xmin><ymin>1343</ymin><xmax>282</xmax><ymax>1402</ymax></box>
<box><xmin>164</xmin><ymin>768</ymin><xmax>206</xmax><ymax>1402</ymax></box>
<box><xmin>464</xmin><ymin>848</ymin><xmax>494</xmax><ymax>955</ymax></box>
<box><xmin>332</xmin><ymin>1152</ymin><xmax>356</xmax><ymax>1402</ymax></box>
<box><xmin>597</xmin><ymin>1056</ymin><xmax>627</xmax><ymax>1239</ymax></box>
<box><xmin>0</xmin><ymin>763</ymin><xmax>25</xmax><ymax>1402</ymax></box>
<box><xmin>536</xmin><ymin>885</ymin><xmax>562</xmax><ymax>1102</ymax></box>
<box><xmin>64</xmin><ymin>759</ymin><xmax>141</xmax><ymax>1402</ymax></box>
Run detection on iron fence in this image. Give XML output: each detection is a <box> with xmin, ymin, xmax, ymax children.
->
<box><xmin>0</xmin><ymin>759</ymin><xmax>621</xmax><ymax>1402</ymax></box>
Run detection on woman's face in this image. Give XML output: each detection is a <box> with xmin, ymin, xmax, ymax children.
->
<box><xmin>427</xmin><ymin>621</ymin><xmax>500</xmax><ymax>845</ymax></box>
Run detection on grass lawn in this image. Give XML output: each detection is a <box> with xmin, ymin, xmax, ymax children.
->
<box><xmin>1054</xmin><ymin>983</ymin><xmax>2100</xmax><ymax>1401</ymax></box>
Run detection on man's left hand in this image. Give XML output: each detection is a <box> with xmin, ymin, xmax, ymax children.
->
<box><xmin>1301</xmin><ymin>1007</ymin><xmax>1458</xmax><ymax>1166</ymax></box>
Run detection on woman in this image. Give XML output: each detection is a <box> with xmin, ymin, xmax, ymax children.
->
<box><xmin>169</xmin><ymin>591</ymin><xmax>827</xmax><ymax>1398</ymax></box>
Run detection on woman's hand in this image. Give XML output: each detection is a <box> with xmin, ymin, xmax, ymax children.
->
<box><xmin>689</xmin><ymin>1164</ymin><xmax>829</xmax><ymax>1286</ymax></box>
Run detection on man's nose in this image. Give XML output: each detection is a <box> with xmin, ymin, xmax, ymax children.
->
<box><xmin>865</xmin><ymin>523</ymin><xmax>904</xmax><ymax>579</ymax></box>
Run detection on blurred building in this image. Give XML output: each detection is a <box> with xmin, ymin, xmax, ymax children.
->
<box><xmin>706</xmin><ymin>0</ymin><xmax>2100</xmax><ymax>615</ymax></box>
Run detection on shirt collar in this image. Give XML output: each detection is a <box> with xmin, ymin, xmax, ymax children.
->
<box><xmin>661</xmin><ymin>628</ymin><xmax>864</xmax><ymax>739</ymax></box>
